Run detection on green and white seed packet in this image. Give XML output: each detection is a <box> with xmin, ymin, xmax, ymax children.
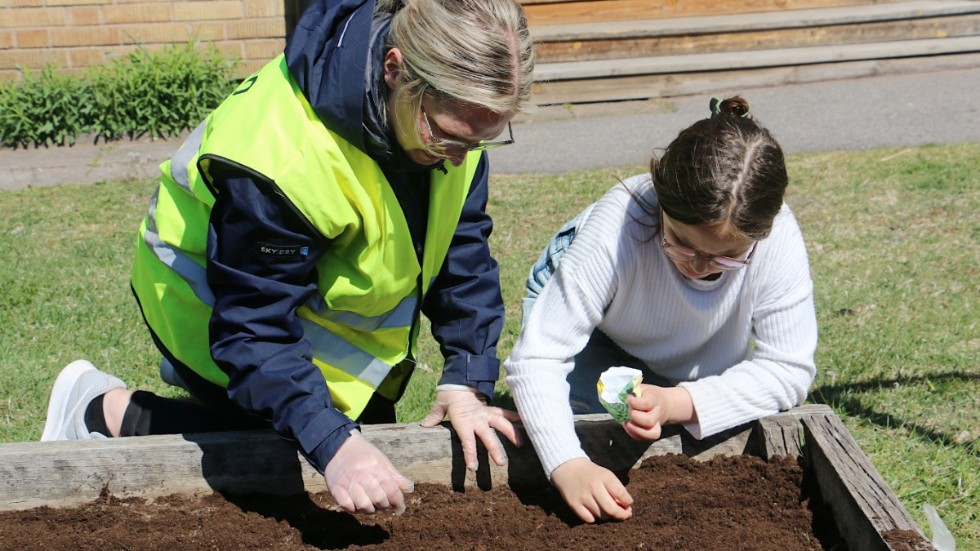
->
<box><xmin>597</xmin><ymin>366</ymin><xmax>643</xmax><ymax>424</ymax></box>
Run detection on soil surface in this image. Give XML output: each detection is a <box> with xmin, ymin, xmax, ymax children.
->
<box><xmin>0</xmin><ymin>454</ymin><xmax>845</xmax><ymax>551</ymax></box>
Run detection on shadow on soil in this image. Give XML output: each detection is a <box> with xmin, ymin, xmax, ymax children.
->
<box><xmin>221</xmin><ymin>491</ymin><xmax>389</xmax><ymax>550</ymax></box>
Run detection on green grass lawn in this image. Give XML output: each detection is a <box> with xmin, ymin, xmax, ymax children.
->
<box><xmin>1</xmin><ymin>143</ymin><xmax>976</xmax><ymax>546</ymax></box>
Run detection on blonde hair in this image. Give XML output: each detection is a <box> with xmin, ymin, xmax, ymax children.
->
<box><xmin>376</xmin><ymin>0</ymin><xmax>534</xmax><ymax>115</ymax></box>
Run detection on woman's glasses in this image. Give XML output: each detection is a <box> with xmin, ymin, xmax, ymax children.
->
<box><xmin>421</xmin><ymin>105</ymin><xmax>514</xmax><ymax>153</ymax></box>
<box><xmin>660</xmin><ymin>212</ymin><xmax>756</xmax><ymax>271</ymax></box>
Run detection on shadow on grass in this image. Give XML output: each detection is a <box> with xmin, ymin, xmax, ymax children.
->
<box><xmin>810</xmin><ymin>371</ymin><xmax>979</xmax><ymax>458</ymax></box>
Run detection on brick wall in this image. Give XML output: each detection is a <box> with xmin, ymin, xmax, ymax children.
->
<box><xmin>0</xmin><ymin>0</ymin><xmax>309</xmax><ymax>82</ymax></box>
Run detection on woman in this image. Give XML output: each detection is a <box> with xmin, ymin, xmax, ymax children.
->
<box><xmin>42</xmin><ymin>0</ymin><xmax>534</xmax><ymax>516</ymax></box>
<box><xmin>505</xmin><ymin>97</ymin><xmax>818</xmax><ymax>523</ymax></box>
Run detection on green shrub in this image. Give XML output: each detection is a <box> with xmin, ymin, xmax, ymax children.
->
<box><xmin>0</xmin><ymin>42</ymin><xmax>239</xmax><ymax>149</ymax></box>
<box><xmin>0</xmin><ymin>66</ymin><xmax>87</xmax><ymax>149</ymax></box>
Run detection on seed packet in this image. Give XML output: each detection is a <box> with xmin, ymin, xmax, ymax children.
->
<box><xmin>597</xmin><ymin>366</ymin><xmax>643</xmax><ymax>423</ymax></box>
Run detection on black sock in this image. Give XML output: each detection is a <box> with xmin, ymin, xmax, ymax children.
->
<box><xmin>83</xmin><ymin>394</ymin><xmax>110</xmax><ymax>436</ymax></box>
<box><xmin>120</xmin><ymin>390</ymin><xmax>154</xmax><ymax>437</ymax></box>
<box><xmin>118</xmin><ymin>390</ymin><xmax>269</xmax><ymax>436</ymax></box>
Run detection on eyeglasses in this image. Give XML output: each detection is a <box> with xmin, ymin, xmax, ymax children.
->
<box><xmin>660</xmin><ymin>211</ymin><xmax>756</xmax><ymax>271</ymax></box>
<box><xmin>420</xmin><ymin>104</ymin><xmax>514</xmax><ymax>153</ymax></box>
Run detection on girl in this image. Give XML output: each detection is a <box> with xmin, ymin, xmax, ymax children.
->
<box><xmin>504</xmin><ymin>96</ymin><xmax>817</xmax><ymax>524</ymax></box>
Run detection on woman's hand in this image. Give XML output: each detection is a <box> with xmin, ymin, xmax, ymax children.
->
<box><xmin>324</xmin><ymin>431</ymin><xmax>415</xmax><ymax>515</ymax></box>
<box><xmin>623</xmin><ymin>385</ymin><xmax>696</xmax><ymax>441</ymax></box>
<box><xmin>420</xmin><ymin>388</ymin><xmax>522</xmax><ymax>471</ymax></box>
<box><xmin>551</xmin><ymin>457</ymin><xmax>633</xmax><ymax>523</ymax></box>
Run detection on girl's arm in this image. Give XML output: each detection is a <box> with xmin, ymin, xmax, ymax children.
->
<box><xmin>504</xmin><ymin>189</ymin><xmax>628</xmax><ymax>477</ymax></box>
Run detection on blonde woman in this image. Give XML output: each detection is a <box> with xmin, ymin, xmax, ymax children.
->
<box><xmin>43</xmin><ymin>0</ymin><xmax>534</xmax><ymax>516</ymax></box>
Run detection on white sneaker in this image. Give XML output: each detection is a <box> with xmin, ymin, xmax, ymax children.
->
<box><xmin>40</xmin><ymin>360</ymin><xmax>127</xmax><ymax>441</ymax></box>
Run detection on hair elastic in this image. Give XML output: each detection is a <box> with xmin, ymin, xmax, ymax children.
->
<box><xmin>709</xmin><ymin>97</ymin><xmax>750</xmax><ymax>118</ymax></box>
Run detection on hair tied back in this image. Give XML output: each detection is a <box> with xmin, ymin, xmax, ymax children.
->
<box><xmin>709</xmin><ymin>96</ymin><xmax>751</xmax><ymax>118</ymax></box>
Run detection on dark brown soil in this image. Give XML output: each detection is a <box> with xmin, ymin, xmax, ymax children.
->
<box><xmin>0</xmin><ymin>454</ymin><xmax>844</xmax><ymax>551</ymax></box>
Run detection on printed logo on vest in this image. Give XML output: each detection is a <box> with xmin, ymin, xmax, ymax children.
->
<box><xmin>257</xmin><ymin>242</ymin><xmax>309</xmax><ymax>258</ymax></box>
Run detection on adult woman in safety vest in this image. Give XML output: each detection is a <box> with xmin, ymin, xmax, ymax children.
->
<box><xmin>41</xmin><ymin>0</ymin><xmax>534</xmax><ymax>516</ymax></box>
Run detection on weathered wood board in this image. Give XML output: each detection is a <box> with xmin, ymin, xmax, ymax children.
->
<box><xmin>519</xmin><ymin>0</ymin><xmax>875</xmax><ymax>26</ymax></box>
<box><xmin>0</xmin><ymin>404</ymin><xmax>930</xmax><ymax>550</ymax></box>
<box><xmin>529</xmin><ymin>51</ymin><xmax>980</xmax><ymax>106</ymax></box>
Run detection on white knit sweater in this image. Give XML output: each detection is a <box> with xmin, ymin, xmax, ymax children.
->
<box><xmin>504</xmin><ymin>174</ymin><xmax>818</xmax><ymax>477</ymax></box>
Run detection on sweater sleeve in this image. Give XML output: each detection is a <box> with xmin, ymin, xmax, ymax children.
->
<box><xmin>504</xmin><ymin>190</ymin><xmax>626</xmax><ymax>477</ymax></box>
<box><xmin>679</xmin><ymin>208</ymin><xmax>818</xmax><ymax>439</ymax></box>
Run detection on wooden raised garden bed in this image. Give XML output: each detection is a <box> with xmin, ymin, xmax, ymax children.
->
<box><xmin>0</xmin><ymin>404</ymin><xmax>933</xmax><ymax>550</ymax></box>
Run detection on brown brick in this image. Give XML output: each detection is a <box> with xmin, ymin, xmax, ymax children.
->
<box><xmin>46</xmin><ymin>0</ymin><xmax>110</xmax><ymax>6</ymax></box>
<box><xmin>66</xmin><ymin>6</ymin><xmax>102</xmax><ymax>26</ymax></box>
<box><xmin>15</xmin><ymin>28</ymin><xmax>49</xmax><ymax>48</ymax></box>
<box><xmin>103</xmin><ymin>44</ymin><xmax>151</xmax><ymax>63</ymax></box>
<box><xmin>242</xmin><ymin>37</ymin><xmax>282</xmax><ymax>60</ymax></box>
<box><xmin>243</xmin><ymin>0</ymin><xmax>283</xmax><ymax>18</ymax></box>
<box><xmin>0</xmin><ymin>30</ymin><xmax>12</xmax><ymax>49</ymax></box>
<box><xmin>226</xmin><ymin>18</ymin><xmax>284</xmax><ymax>40</ymax></box>
<box><xmin>181</xmin><ymin>22</ymin><xmax>224</xmax><ymax>42</ymax></box>
<box><xmin>49</xmin><ymin>26</ymin><xmax>120</xmax><ymax>47</ymax></box>
<box><xmin>0</xmin><ymin>70</ymin><xmax>25</xmax><ymax>84</ymax></box>
<box><xmin>174</xmin><ymin>1</ymin><xmax>242</xmax><ymax>22</ymax></box>
<box><xmin>5</xmin><ymin>7</ymin><xmax>66</xmax><ymax>27</ymax></box>
<box><xmin>9</xmin><ymin>0</ymin><xmax>45</xmax><ymax>7</ymax></box>
<box><xmin>0</xmin><ymin>48</ymin><xmax>69</xmax><ymax>71</ymax></box>
<box><xmin>67</xmin><ymin>46</ymin><xmax>107</xmax><ymax>68</ymax></box>
<box><xmin>103</xmin><ymin>3</ymin><xmax>171</xmax><ymax>25</ymax></box>
<box><xmin>235</xmin><ymin>57</ymin><xmax>267</xmax><ymax>79</ymax></box>
<box><xmin>120</xmin><ymin>22</ymin><xmax>192</xmax><ymax>45</ymax></box>
<box><xmin>209</xmin><ymin>40</ymin><xmax>242</xmax><ymax>60</ymax></box>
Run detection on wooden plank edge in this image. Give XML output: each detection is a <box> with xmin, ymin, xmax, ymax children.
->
<box><xmin>528</xmin><ymin>53</ymin><xmax>980</xmax><ymax>105</ymax></box>
<box><xmin>534</xmin><ymin>36</ymin><xmax>980</xmax><ymax>81</ymax></box>
<box><xmin>799</xmin><ymin>410</ymin><xmax>935</xmax><ymax>551</ymax></box>
<box><xmin>531</xmin><ymin>1</ymin><xmax>980</xmax><ymax>42</ymax></box>
<box><xmin>0</xmin><ymin>410</ymin><xmax>806</xmax><ymax>511</ymax></box>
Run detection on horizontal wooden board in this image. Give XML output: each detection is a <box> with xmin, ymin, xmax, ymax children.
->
<box><xmin>521</xmin><ymin>0</ymin><xmax>874</xmax><ymax>26</ymax></box>
<box><xmin>0</xmin><ymin>406</ymin><xmax>823</xmax><ymax>511</ymax></box>
<box><xmin>528</xmin><ymin>52</ymin><xmax>980</xmax><ymax>105</ymax></box>
<box><xmin>534</xmin><ymin>36</ymin><xmax>980</xmax><ymax>81</ymax></box>
<box><xmin>530</xmin><ymin>1</ymin><xmax>980</xmax><ymax>41</ymax></box>
<box><xmin>534</xmin><ymin>16</ymin><xmax>980</xmax><ymax>63</ymax></box>
<box><xmin>0</xmin><ymin>411</ymin><xmax>763</xmax><ymax>512</ymax></box>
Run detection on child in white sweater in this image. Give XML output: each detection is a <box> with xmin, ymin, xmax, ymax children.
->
<box><xmin>504</xmin><ymin>96</ymin><xmax>817</xmax><ymax>524</ymax></box>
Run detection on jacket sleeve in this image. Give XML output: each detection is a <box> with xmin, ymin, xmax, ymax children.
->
<box><xmin>205</xmin><ymin>163</ymin><xmax>357</xmax><ymax>474</ymax></box>
<box><xmin>421</xmin><ymin>156</ymin><xmax>504</xmax><ymax>400</ymax></box>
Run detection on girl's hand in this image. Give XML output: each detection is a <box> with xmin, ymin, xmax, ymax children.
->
<box><xmin>550</xmin><ymin>457</ymin><xmax>633</xmax><ymax>523</ymax></box>
<box><xmin>623</xmin><ymin>385</ymin><xmax>696</xmax><ymax>441</ymax></box>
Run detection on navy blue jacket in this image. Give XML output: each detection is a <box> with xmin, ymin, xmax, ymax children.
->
<box><xmin>204</xmin><ymin>0</ymin><xmax>505</xmax><ymax>473</ymax></box>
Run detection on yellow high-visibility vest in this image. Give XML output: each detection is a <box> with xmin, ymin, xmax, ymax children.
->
<box><xmin>132</xmin><ymin>55</ymin><xmax>479</xmax><ymax>419</ymax></box>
